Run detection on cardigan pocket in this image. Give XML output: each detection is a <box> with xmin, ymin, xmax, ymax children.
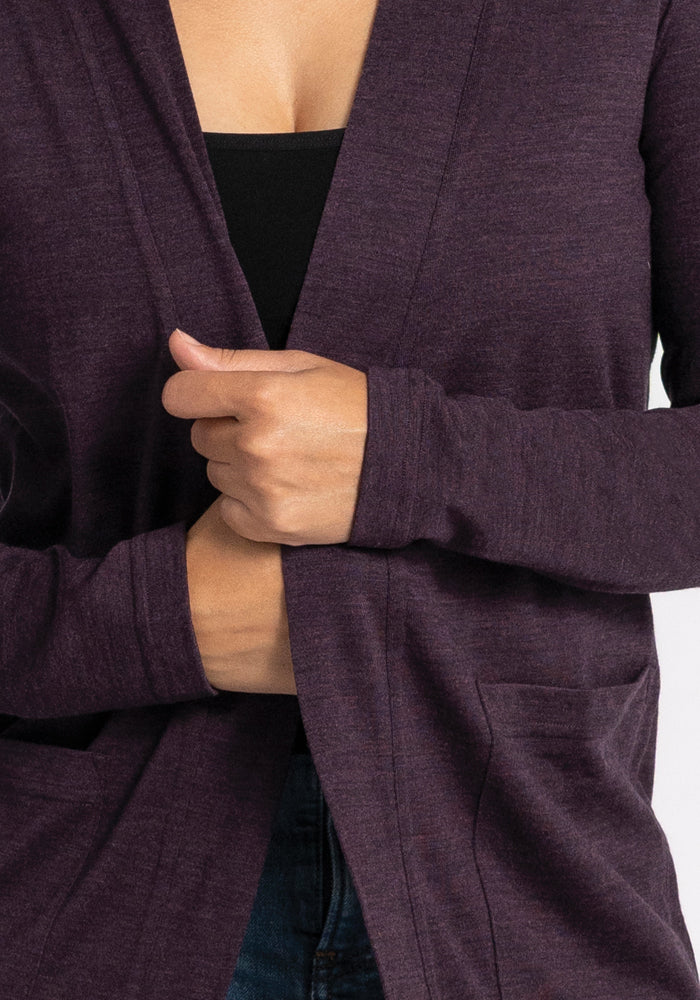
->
<box><xmin>473</xmin><ymin>664</ymin><xmax>682</xmax><ymax>999</ymax></box>
<box><xmin>0</xmin><ymin>738</ymin><xmax>104</xmax><ymax>1000</ymax></box>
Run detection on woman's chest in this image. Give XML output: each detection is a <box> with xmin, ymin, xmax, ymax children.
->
<box><xmin>167</xmin><ymin>0</ymin><xmax>380</xmax><ymax>132</ymax></box>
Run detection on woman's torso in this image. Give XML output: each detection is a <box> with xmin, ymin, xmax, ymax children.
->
<box><xmin>1</xmin><ymin>3</ymin><xmax>695</xmax><ymax>997</ymax></box>
<box><xmin>168</xmin><ymin>0</ymin><xmax>380</xmax><ymax>133</ymax></box>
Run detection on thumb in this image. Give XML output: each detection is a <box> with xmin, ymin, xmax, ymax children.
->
<box><xmin>168</xmin><ymin>328</ymin><xmax>317</xmax><ymax>372</ymax></box>
<box><xmin>168</xmin><ymin>329</ymin><xmax>236</xmax><ymax>372</ymax></box>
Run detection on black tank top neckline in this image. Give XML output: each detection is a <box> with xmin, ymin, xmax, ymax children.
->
<box><xmin>203</xmin><ymin>126</ymin><xmax>346</xmax><ymax>150</ymax></box>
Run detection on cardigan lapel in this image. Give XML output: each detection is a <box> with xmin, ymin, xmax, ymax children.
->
<box><xmin>75</xmin><ymin>0</ymin><xmax>492</xmax><ymax>368</ymax></box>
<box><xmin>281</xmin><ymin>0</ymin><xmax>493</xmax><ymax>366</ymax></box>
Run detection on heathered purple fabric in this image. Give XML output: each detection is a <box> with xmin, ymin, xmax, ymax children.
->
<box><xmin>0</xmin><ymin>0</ymin><xmax>699</xmax><ymax>997</ymax></box>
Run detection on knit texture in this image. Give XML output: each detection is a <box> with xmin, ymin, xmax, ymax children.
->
<box><xmin>0</xmin><ymin>0</ymin><xmax>698</xmax><ymax>997</ymax></box>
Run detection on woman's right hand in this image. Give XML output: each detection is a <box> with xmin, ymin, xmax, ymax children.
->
<box><xmin>185</xmin><ymin>496</ymin><xmax>297</xmax><ymax>695</ymax></box>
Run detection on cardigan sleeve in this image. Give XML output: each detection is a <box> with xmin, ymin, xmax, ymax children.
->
<box><xmin>346</xmin><ymin>0</ymin><xmax>700</xmax><ymax>596</ymax></box>
<box><xmin>0</xmin><ymin>522</ymin><xmax>220</xmax><ymax>718</ymax></box>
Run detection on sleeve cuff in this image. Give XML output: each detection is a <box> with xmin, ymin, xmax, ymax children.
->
<box><xmin>346</xmin><ymin>365</ymin><xmax>429</xmax><ymax>549</ymax></box>
<box><xmin>130</xmin><ymin>521</ymin><xmax>221</xmax><ymax>703</ymax></box>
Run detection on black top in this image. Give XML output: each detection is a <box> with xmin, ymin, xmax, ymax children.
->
<box><xmin>203</xmin><ymin>127</ymin><xmax>346</xmax><ymax>753</ymax></box>
<box><xmin>203</xmin><ymin>128</ymin><xmax>346</xmax><ymax>351</ymax></box>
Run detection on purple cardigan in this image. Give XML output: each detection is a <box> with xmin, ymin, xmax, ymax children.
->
<box><xmin>1</xmin><ymin>0</ymin><xmax>699</xmax><ymax>997</ymax></box>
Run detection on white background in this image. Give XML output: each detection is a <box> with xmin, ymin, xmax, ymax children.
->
<box><xmin>648</xmin><ymin>342</ymin><xmax>700</xmax><ymax>960</ymax></box>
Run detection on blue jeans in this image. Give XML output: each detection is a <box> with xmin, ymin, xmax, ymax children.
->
<box><xmin>226</xmin><ymin>751</ymin><xmax>386</xmax><ymax>1000</ymax></box>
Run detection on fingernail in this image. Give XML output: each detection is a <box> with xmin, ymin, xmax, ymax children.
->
<box><xmin>174</xmin><ymin>328</ymin><xmax>201</xmax><ymax>345</ymax></box>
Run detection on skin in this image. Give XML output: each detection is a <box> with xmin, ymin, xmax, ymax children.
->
<box><xmin>168</xmin><ymin>0</ymin><xmax>380</xmax><ymax>133</ymax></box>
<box><xmin>163</xmin><ymin>0</ymin><xmax>379</xmax><ymax>696</ymax></box>
<box><xmin>165</xmin><ymin>333</ymin><xmax>368</xmax><ymax>546</ymax></box>
<box><xmin>184</xmin><ymin>496</ymin><xmax>299</xmax><ymax>696</ymax></box>
<box><xmin>167</xmin><ymin>325</ymin><xmax>368</xmax><ymax>696</ymax></box>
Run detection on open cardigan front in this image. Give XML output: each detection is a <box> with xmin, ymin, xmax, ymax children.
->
<box><xmin>1</xmin><ymin>0</ymin><xmax>699</xmax><ymax>998</ymax></box>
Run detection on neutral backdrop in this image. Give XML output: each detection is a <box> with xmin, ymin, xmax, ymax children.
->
<box><xmin>648</xmin><ymin>341</ymin><xmax>700</xmax><ymax>960</ymax></box>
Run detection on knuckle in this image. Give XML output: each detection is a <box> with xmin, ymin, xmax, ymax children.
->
<box><xmin>190</xmin><ymin>420</ymin><xmax>205</xmax><ymax>453</ymax></box>
<box><xmin>192</xmin><ymin>417</ymin><xmax>224</xmax><ymax>455</ymax></box>
<box><xmin>218</xmin><ymin>507</ymin><xmax>236</xmax><ymax>533</ymax></box>
<box><xmin>206</xmin><ymin>460</ymin><xmax>223</xmax><ymax>490</ymax></box>
<box><xmin>218</xmin><ymin>496</ymin><xmax>243</xmax><ymax>532</ymax></box>
<box><xmin>265</xmin><ymin>498</ymin><xmax>298</xmax><ymax>539</ymax></box>
<box><xmin>238</xmin><ymin>429</ymin><xmax>274</xmax><ymax>461</ymax></box>
<box><xmin>249</xmin><ymin>376</ymin><xmax>279</xmax><ymax>412</ymax></box>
